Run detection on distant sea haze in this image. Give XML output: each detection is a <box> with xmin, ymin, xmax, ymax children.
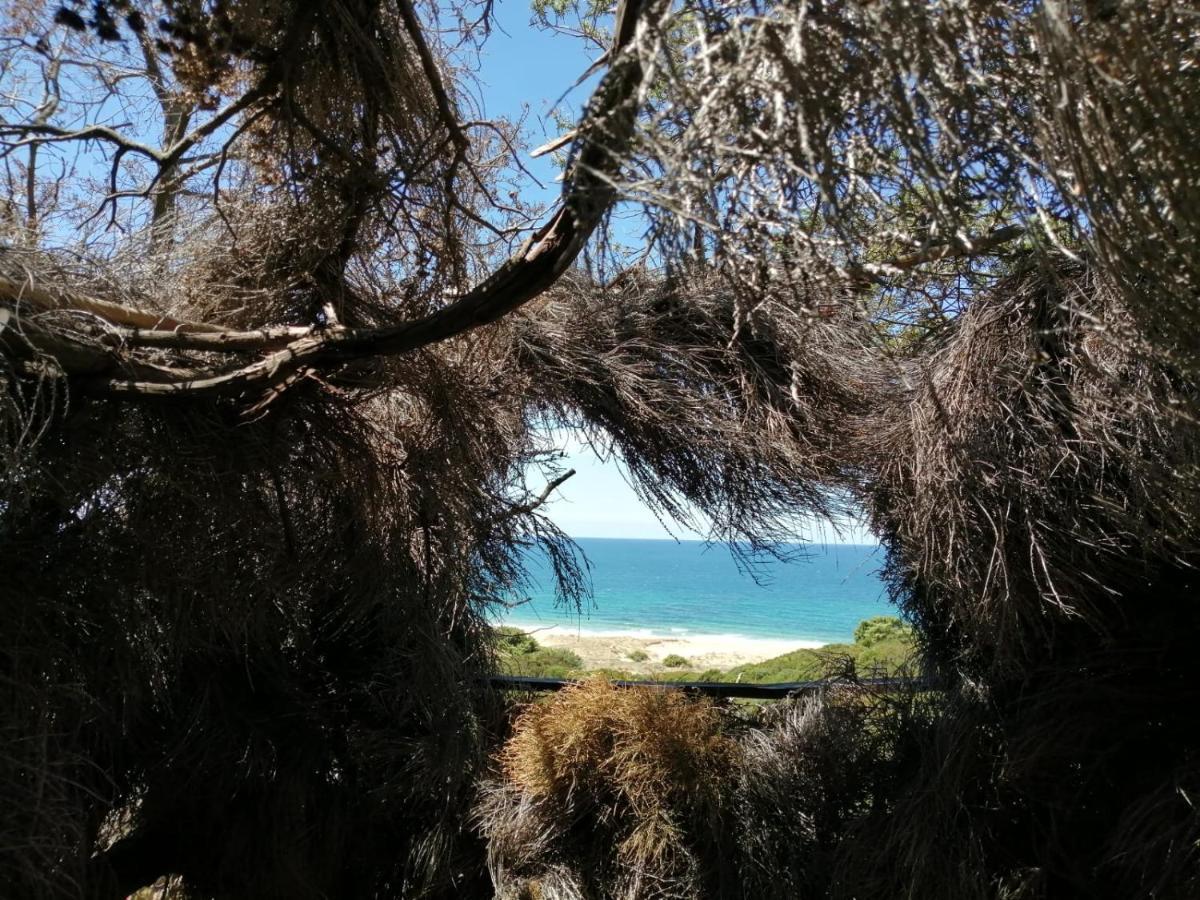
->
<box><xmin>499</xmin><ymin>538</ymin><xmax>894</xmax><ymax>644</ymax></box>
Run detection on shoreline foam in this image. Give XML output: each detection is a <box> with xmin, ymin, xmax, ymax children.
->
<box><xmin>500</xmin><ymin>621</ymin><xmax>836</xmax><ymax>645</ymax></box>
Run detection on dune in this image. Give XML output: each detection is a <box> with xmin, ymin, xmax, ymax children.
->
<box><xmin>527</xmin><ymin>628</ymin><xmax>826</xmax><ymax>675</ymax></box>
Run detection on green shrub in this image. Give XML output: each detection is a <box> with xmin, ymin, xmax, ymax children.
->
<box><xmin>627</xmin><ymin>649</ymin><xmax>649</xmax><ymax>662</ymax></box>
<box><xmin>586</xmin><ymin>667</ymin><xmax>640</xmax><ymax>681</ymax></box>
<box><xmin>662</xmin><ymin>654</ymin><xmax>690</xmax><ymax>668</ymax></box>
<box><xmin>499</xmin><ymin>646</ymin><xmax>583</xmax><ymax>678</ymax></box>
<box><xmin>495</xmin><ymin>626</ymin><xmax>540</xmax><ymax>655</ymax></box>
<box><xmin>857</xmin><ymin>638</ymin><xmax>915</xmax><ymax>675</ymax></box>
<box><xmin>578</xmin><ymin>667</ymin><xmax>717</xmax><ymax>684</ymax></box>
<box><xmin>723</xmin><ymin>632</ymin><xmax>914</xmax><ymax>684</ymax></box>
<box><xmin>724</xmin><ymin>648</ymin><xmax>834</xmax><ymax>684</ymax></box>
<box><xmin>853</xmin><ymin>616</ymin><xmax>912</xmax><ymax>648</ymax></box>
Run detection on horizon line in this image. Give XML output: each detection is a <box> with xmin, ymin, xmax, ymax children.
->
<box><xmin>563</xmin><ymin>534</ymin><xmax>881</xmax><ymax>546</ymax></box>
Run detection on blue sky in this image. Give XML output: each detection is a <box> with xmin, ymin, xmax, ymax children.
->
<box><xmin>471</xmin><ymin>4</ymin><xmax>876</xmax><ymax>544</ymax></box>
<box><xmin>531</xmin><ymin>429</ymin><xmax>878</xmax><ymax>543</ymax></box>
<box><xmin>471</xmin><ymin>4</ymin><xmax>603</xmax><ymax>205</ymax></box>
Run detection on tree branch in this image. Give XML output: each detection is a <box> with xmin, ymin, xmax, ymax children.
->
<box><xmin>396</xmin><ymin>0</ymin><xmax>468</xmax><ymax>152</ymax></box>
<box><xmin>849</xmin><ymin>225</ymin><xmax>1027</xmax><ymax>282</ymax></box>
<box><xmin>496</xmin><ymin>469</ymin><xmax>577</xmax><ymax>523</ymax></box>
<box><xmin>76</xmin><ymin>0</ymin><xmax>660</xmax><ymax>401</ymax></box>
<box><xmin>0</xmin><ymin>273</ymin><xmax>226</xmax><ymax>334</ymax></box>
<box><xmin>0</xmin><ymin>122</ymin><xmax>163</xmax><ymax>162</ymax></box>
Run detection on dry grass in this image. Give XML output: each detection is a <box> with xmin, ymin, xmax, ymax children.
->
<box><xmin>481</xmin><ymin>678</ymin><xmax>949</xmax><ymax>900</ymax></box>
<box><xmin>482</xmin><ymin>678</ymin><xmax>739</xmax><ymax>899</ymax></box>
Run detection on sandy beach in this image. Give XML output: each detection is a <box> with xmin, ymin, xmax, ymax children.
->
<box><xmin>521</xmin><ymin>627</ymin><xmax>826</xmax><ymax>675</ymax></box>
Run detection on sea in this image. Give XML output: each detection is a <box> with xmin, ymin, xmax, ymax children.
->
<box><xmin>497</xmin><ymin>538</ymin><xmax>894</xmax><ymax>644</ymax></box>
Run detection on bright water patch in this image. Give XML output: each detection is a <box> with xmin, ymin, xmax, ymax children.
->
<box><xmin>498</xmin><ymin>538</ymin><xmax>894</xmax><ymax>644</ymax></box>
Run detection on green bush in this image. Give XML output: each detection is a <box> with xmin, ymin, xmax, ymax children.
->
<box><xmin>724</xmin><ymin>648</ymin><xmax>832</xmax><ymax>684</ymax></box>
<box><xmin>498</xmin><ymin>646</ymin><xmax>584</xmax><ymax>678</ymax></box>
<box><xmin>724</xmin><ymin>628</ymin><xmax>914</xmax><ymax>684</ymax></box>
<box><xmin>855</xmin><ymin>639</ymin><xmax>914</xmax><ymax>675</ymax></box>
<box><xmin>853</xmin><ymin>616</ymin><xmax>911</xmax><ymax>648</ymax></box>
<box><xmin>627</xmin><ymin>649</ymin><xmax>649</xmax><ymax>662</ymax></box>
<box><xmin>578</xmin><ymin>667</ymin><xmax>720</xmax><ymax>684</ymax></box>
<box><xmin>586</xmin><ymin>667</ymin><xmax>640</xmax><ymax>681</ymax></box>
<box><xmin>662</xmin><ymin>654</ymin><xmax>690</xmax><ymax>668</ymax></box>
<box><xmin>495</xmin><ymin>626</ymin><xmax>540</xmax><ymax>655</ymax></box>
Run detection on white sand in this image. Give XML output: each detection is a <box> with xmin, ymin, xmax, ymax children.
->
<box><xmin>520</xmin><ymin>627</ymin><xmax>825</xmax><ymax>675</ymax></box>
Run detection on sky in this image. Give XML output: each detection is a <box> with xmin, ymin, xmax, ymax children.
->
<box><xmin>467</xmin><ymin>4</ymin><xmax>878</xmax><ymax>544</ymax></box>
<box><xmin>529</xmin><ymin>429</ymin><xmax>878</xmax><ymax>543</ymax></box>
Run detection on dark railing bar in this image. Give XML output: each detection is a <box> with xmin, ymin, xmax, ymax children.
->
<box><xmin>488</xmin><ymin>674</ymin><xmax>934</xmax><ymax>700</ymax></box>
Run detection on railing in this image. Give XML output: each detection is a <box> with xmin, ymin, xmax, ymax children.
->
<box><xmin>488</xmin><ymin>674</ymin><xmax>932</xmax><ymax>700</ymax></box>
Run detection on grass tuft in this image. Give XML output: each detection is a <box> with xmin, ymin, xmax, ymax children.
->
<box><xmin>482</xmin><ymin>678</ymin><xmax>740</xmax><ymax>896</ymax></box>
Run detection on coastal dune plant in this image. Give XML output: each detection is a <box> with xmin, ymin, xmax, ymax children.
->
<box><xmin>497</xmin><ymin>627</ymin><xmax>544</xmax><ymax>656</ymax></box>
<box><xmin>480</xmin><ymin>677</ymin><xmax>936</xmax><ymax>900</ymax></box>
<box><xmin>734</xmin><ymin>686</ymin><xmax>918</xmax><ymax>900</ymax></box>
<box><xmin>492</xmin><ymin>629</ymin><xmax>585</xmax><ymax>677</ymax></box>
<box><xmin>478</xmin><ymin>678</ymin><xmax>740</xmax><ymax>899</ymax></box>
<box><xmin>827</xmin><ymin>689</ymin><xmax>1006</xmax><ymax>900</ymax></box>
<box><xmin>499</xmin><ymin>645</ymin><xmax>585</xmax><ymax>678</ymax></box>
<box><xmin>852</xmin><ymin>617</ymin><xmax>910</xmax><ymax>649</ymax></box>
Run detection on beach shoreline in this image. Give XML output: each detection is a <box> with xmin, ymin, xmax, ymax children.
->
<box><xmin>503</xmin><ymin>624</ymin><xmax>828</xmax><ymax>674</ymax></box>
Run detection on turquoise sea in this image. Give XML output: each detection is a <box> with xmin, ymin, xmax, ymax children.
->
<box><xmin>499</xmin><ymin>538</ymin><xmax>894</xmax><ymax>644</ymax></box>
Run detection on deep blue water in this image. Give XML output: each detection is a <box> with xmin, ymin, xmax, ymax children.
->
<box><xmin>498</xmin><ymin>538</ymin><xmax>894</xmax><ymax>643</ymax></box>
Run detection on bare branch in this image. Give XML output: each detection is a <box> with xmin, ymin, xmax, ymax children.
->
<box><xmin>396</xmin><ymin>0</ymin><xmax>469</xmax><ymax>152</ymax></box>
<box><xmin>496</xmin><ymin>469</ymin><xmax>577</xmax><ymax>523</ymax></box>
<box><xmin>848</xmin><ymin>225</ymin><xmax>1027</xmax><ymax>282</ymax></box>
<box><xmin>73</xmin><ymin>0</ymin><xmax>664</xmax><ymax>400</ymax></box>
<box><xmin>0</xmin><ymin>122</ymin><xmax>164</xmax><ymax>162</ymax></box>
<box><xmin>0</xmin><ymin>273</ymin><xmax>225</xmax><ymax>334</ymax></box>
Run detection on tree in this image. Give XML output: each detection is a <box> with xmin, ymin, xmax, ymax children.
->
<box><xmin>2</xmin><ymin>1</ymin><xmax>1200</xmax><ymax>897</ymax></box>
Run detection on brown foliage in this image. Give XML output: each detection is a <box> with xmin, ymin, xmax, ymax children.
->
<box><xmin>482</xmin><ymin>679</ymin><xmax>739</xmax><ymax>899</ymax></box>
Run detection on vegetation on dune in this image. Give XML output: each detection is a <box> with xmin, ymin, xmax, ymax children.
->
<box><xmin>722</xmin><ymin>641</ymin><xmax>908</xmax><ymax>684</ymax></box>
<box><xmin>496</xmin><ymin>627</ymin><xmax>543</xmax><ymax>657</ymax></box>
<box><xmin>478</xmin><ymin>679</ymin><xmax>740</xmax><ymax>899</ymax></box>
<box><xmin>494</xmin><ymin>626</ymin><xmax>585</xmax><ymax>677</ymax></box>
<box><xmin>726</xmin><ymin>617</ymin><xmax>915</xmax><ymax>683</ymax></box>
<box><xmin>853</xmin><ymin>616</ymin><xmax>911</xmax><ymax>649</ymax></box>
<box><xmin>481</xmin><ymin>678</ymin><xmax>939</xmax><ymax>899</ymax></box>
<box><xmin>491</xmin><ymin>617</ymin><xmax>914</xmax><ymax>683</ymax></box>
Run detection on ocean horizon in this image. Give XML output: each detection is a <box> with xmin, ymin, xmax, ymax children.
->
<box><xmin>498</xmin><ymin>537</ymin><xmax>895</xmax><ymax>644</ymax></box>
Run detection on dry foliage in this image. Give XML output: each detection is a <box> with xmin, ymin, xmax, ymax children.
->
<box><xmin>481</xmin><ymin>679</ymin><xmax>941</xmax><ymax>900</ymax></box>
<box><xmin>481</xmin><ymin>678</ymin><xmax>739</xmax><ymax>899</ymax></box>
<box><xmin>734</xmin><ymin>687</ymin><xmax>909</xmax><ymax>899</ymax></box>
